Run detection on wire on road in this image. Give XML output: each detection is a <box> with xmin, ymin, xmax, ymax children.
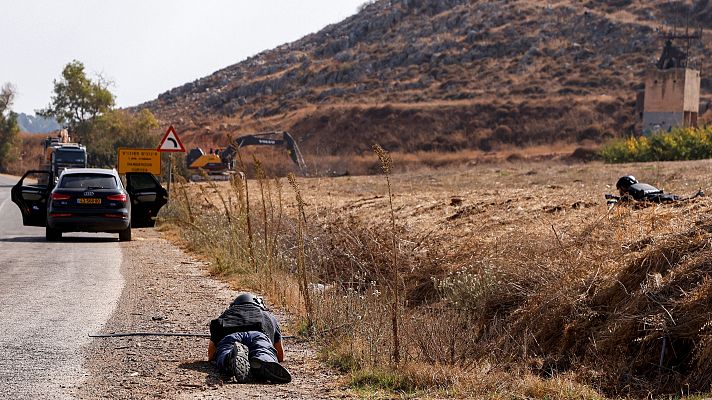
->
<box><xmin>89</xmin><ymin>332</ymin><xmax>210</xmax><ymax>338</ymax></box>
<box><xmin>89</xmin><ymin>332</ymin><xmax>297</xmax><ymax>339</ymax></box>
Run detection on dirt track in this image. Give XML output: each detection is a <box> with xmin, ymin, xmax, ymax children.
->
<box><xmin>76</xmin><ymin>229</ymin><xmax>349</xmax><ymax>399</ymax></box>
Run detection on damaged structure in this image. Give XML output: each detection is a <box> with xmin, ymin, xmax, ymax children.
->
<box><xmin>641</xmin><ymin>32</ymin><xmax>702</xmax><ymax>134</ymax></box>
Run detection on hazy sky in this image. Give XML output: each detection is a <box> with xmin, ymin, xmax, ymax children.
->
<box><xmin>0</xmin><ymin>0</ymin><xmax>364</xmax><ymax>114</ymax></box>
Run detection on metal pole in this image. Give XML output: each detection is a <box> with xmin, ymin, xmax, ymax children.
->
<box><xmin>167</xmin><ymin>154</ymin><xmax>172</xmax><ymax>199</ymax></box>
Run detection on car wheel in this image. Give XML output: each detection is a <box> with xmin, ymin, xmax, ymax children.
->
<box><xmin>46</xmin><ymin>227</ymin><xmax>62</xmax><ymax>241</ymax></box>
<box><xmin>119</xmin><ymin>226</ymin><xmax>132</xmax><ymax>242</ymax></box>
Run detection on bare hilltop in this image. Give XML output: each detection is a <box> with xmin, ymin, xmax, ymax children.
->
<box><xmin>139</xmin><ymin>0</ymin><xmax>712</xmax><ymax>156</ymax></box>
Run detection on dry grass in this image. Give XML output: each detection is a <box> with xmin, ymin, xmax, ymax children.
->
<box><xmin>6</xmin><ymin>133</ymin><xmax>46</xmax><ymax>175</ymax></box>
<box><xmin>159</xmin><ymin>157</ymin><xmax>712</xmax><ymax>398</ymax></box>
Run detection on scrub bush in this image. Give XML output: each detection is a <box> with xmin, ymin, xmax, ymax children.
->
<box><xmin>601</xmin><ymin>127</ymin><xmax>712</xmax><ymax>163</ymax></box>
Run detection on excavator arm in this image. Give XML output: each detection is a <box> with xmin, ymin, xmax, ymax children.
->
<box><xmin>187</xmin><ymin>131</ymin><xmax>306</xmax><ymax>177</ymax></box>
<box><xmin>220</xmin><ymin>131</ymin><xmax>306</xmax><ymax>171</ymax></box>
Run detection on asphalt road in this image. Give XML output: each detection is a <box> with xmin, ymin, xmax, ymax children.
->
<box><xmin>0</xmin><ymin>174</ymin><xmax>124</xmax><ymax>399</ymax></box>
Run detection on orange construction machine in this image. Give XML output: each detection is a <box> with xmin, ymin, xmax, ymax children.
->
<box><xmin>186</xmin><ymin>131</ymin><xmax>306</xmax><ymax>179</ymax></box>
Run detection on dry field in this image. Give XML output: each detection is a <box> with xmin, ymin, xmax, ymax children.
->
<box><xmin>161</xmin><ymin>158</ymin><xmax>712</xmax><ymax>398</ymax></box>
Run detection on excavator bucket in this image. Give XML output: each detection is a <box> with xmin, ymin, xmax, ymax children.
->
<box><xmin>281</xmin><ymin>132</ymin><xmax>307</xmax><ymax>172</ymax></box>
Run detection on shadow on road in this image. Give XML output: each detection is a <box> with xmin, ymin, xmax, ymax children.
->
<box><xmin>0</xmin><ymin>184</ymin><xmax>15</xmax><ymax>188</ymax></box>
<box><xmin>60</xmin><ymin>236</ymin><xmax>119</xmax><ymax>243</ymax></box>
<box><xmin>0</xmin><ymin>236</ymin><xmax>118</xmax><ymax>243</ymax></box>
<box><xmin>0</xmin><ymin>236</ymin><xmax>47</xmax><ymax>242</ymax></box>
<box><xmin>179</xmin><ymin>360</ymin><xmax>214</xmax><ymax>373</ymax></box>
<box><xmin>178</xmin><ymin>360</ymin><xmax>279</xmax><ymax>386</ymax></box>
<box><xmin>179</xmin><ymin>360</ymin><xmax>226</xmax><ymax>386</ymax></box>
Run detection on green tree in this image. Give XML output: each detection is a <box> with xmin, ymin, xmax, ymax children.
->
<box><xmin>86</xmin><ymin>109</ymin><xmax>159</xmax><ymax>167</ymax></box>
<box><xmin>38</xmin><ymin>60</ymin><xmax>114</xmax><ymax>138</ymax></box>
<box><xmin>0</xmin><ymin>83</ymin><xmax>20</xmax><ymax>172</ymax></box>
<box><xmin>38</xmin><ymin>60</ymin><xmax>161</xmax><ymax>169</ymax></box>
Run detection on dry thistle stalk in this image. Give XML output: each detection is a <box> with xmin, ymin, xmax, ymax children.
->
<box><xmin>242</xmin><ymin>173</ymin><xmax>256</xmax><ymax>271</ymax></box>
<box><xmin>372</xmin><ymin>143</ymin><xmax>400</xmax><ymax>364</ymax></box>
<box><xmin>288</xmin><ymin>173</ymin><xmax>308</xmax><ymax>223</ymax></box>
<box><xmin>288</xmin><ymin>174</ymin><xmax>311</xmax><ymax>325</ymax></box>
<box><xmin>373</xmin><ymin>143</ymin><xmax>393</xmax><ymax>175</ymax></box>
<box><xmin>270</xmin><ymin>177</ymin><xmax>285</xmax><ymax>270</ymax></box>
<box><xmin>205</xmin><ymin>174</ymin><xmax>232</xmax><ymax>225</ymax></box>
<box><xmin>253</xmin><ymin>156</ymin><xmax>271</xmax><ymax>273</ymax></box>
<box><xmin>229</xmin><ymin>145</ymin><xmax>256</xmax><ymax>270</ymax></box>
<box><xmin>198</xmin><ymin>184</ymin><xmax>218</xmax><ymax>210</ymax></box>
<box><xmin>288</xmin><ymin>172</ymin><xmax>313</xmax><ymax>332</ymax></box>
<box><xmin>177</xmin><ymin>181</ymin><xmax>194</xmax><ymax>224</ymax></box>
<box><xmin>230</xmin><ymin>172</ymin><xmax>247</xmax><ymax>216</ymax></box>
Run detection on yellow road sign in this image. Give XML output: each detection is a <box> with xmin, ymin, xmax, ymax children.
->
<box><xmin>117</xmin><ymin>148</ymin><xmax>161</xmax><ymax>175</ymax></box>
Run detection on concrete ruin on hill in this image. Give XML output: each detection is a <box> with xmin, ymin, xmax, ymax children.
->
<box><xmin>641</xmin><ymin>30</ymin><xmax>702</xmax><ymax>134</ymax></box>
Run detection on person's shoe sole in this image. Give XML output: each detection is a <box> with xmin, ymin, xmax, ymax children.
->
<box><xmin>229</xmin><ymin>343</ymin><xmax>250</xmax><ymax>383</ymax></box>
<box><xmin>250</xmin><ymin>359</ymin><xmax>292</xmax><ymax>384</ymax></box>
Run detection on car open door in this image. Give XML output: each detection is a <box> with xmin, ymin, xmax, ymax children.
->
<box><xmin>125</xmin><ymin>172</ymin><xmax>168</xmax><ymax>228</ymax></box>
<box><xmin>11</xmin><ymin>170</ymin><xmax>53</xmax><ymax>227</ymax></box>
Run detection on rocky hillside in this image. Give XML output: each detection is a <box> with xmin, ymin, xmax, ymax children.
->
<box><xmin>17</xmin><ymin>113</ymin><xmax>60</xmax><ymax>134</ymax></box>
<box><xmin>138</xmin><ymin>0</ymin><xmax>712</xmax><ymax>157</ymax></box>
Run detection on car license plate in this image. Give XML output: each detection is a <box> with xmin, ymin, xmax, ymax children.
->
<box><xmin>78</xmin><ymin>198</ymin><xmax>101</xmax><ymax>204</ymax></box>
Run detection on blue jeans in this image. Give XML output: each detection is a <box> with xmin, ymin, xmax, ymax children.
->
<box><xmin>215</xmin><ymin>331</ymin><xmax>278</xmax><ymax>373</ymax></box>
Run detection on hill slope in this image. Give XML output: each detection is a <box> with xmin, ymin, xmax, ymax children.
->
<box><xmin>138</xmin><ymin>0</ymin><xmax>712</xmax><ymax>157</ymax></box>
<box><xmin>16</xmin><ymin>113</ymin><xmax>60</xmax><ymax>134</ymax></box>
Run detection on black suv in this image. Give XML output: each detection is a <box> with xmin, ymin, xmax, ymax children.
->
<box><xmin>11</xmin><ymin>169</ymin><xmax>167</xmax><ymax>241</ymax></box>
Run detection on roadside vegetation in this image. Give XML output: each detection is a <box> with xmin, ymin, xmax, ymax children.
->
<box><xmin>5</xmin><ymin>60</ymin><xmax>161</xmax><ymax>174</ymax></box>
<box><xmin>0</xmin><ymin>83</ymin><xmax>20</xmax><ymax>173</ymax></box>
<box><xmin>601</xmin><ymin>127</ymin><xmax>712</xmax><ymax>163</ymax></box>
<box><xmin>158</xmin><ymin>153</ymin><xmax>712</xmax><ymax>398</ymax></box>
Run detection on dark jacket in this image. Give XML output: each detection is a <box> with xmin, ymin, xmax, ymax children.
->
<box><xmin>209</xmin><ymin>303</ymin><xmax>279</xmax><ymax>345</ymax></box>
<box><xmin>624</xmin><ymin>183</ymin><xmax>679</xmax><ymax>203</ymax></box>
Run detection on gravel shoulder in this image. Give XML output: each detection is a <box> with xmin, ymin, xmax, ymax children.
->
<box><xmin>76</xmin><ymin>228</ymin><xmax>349</xmax><ymax>399</ymax></box>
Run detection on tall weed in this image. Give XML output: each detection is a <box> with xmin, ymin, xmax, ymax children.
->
<box><xmin>373</xmin><ymin>144</ymin><xmax>401</xmax><ymax>364</ymax></box>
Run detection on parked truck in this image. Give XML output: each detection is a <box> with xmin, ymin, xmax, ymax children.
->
<box><xmin>39</xmin><ymin>130</ymin><xmax>88</xmax><ymax>184</ymax></box>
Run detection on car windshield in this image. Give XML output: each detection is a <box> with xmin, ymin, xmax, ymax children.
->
<box><xmin>54</xmin><ymin>150</ymin><xmax>86</xmax><ymax>163</ymax></box>
<box><xmin>59</xmin><ymin>174</ymin><xmax>117</xmax><ymax>189</ymax></box>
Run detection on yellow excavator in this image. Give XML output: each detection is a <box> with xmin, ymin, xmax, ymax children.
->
<box><xmin>186</xmin><ymin>131</ymin><xmax>306</xmax><ymax>179</ymax></box>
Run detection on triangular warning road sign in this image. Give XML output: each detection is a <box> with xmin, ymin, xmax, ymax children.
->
<box><xmin>157</xmin><ymin>125</ymin><xmax>186</xmax><ymax>152</ymax></box>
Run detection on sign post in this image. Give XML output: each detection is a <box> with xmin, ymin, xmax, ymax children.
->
<box><xmin>157</xmin><ymin>125</ymin><xmax>186</xmax><ymax>198</ymax></box>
